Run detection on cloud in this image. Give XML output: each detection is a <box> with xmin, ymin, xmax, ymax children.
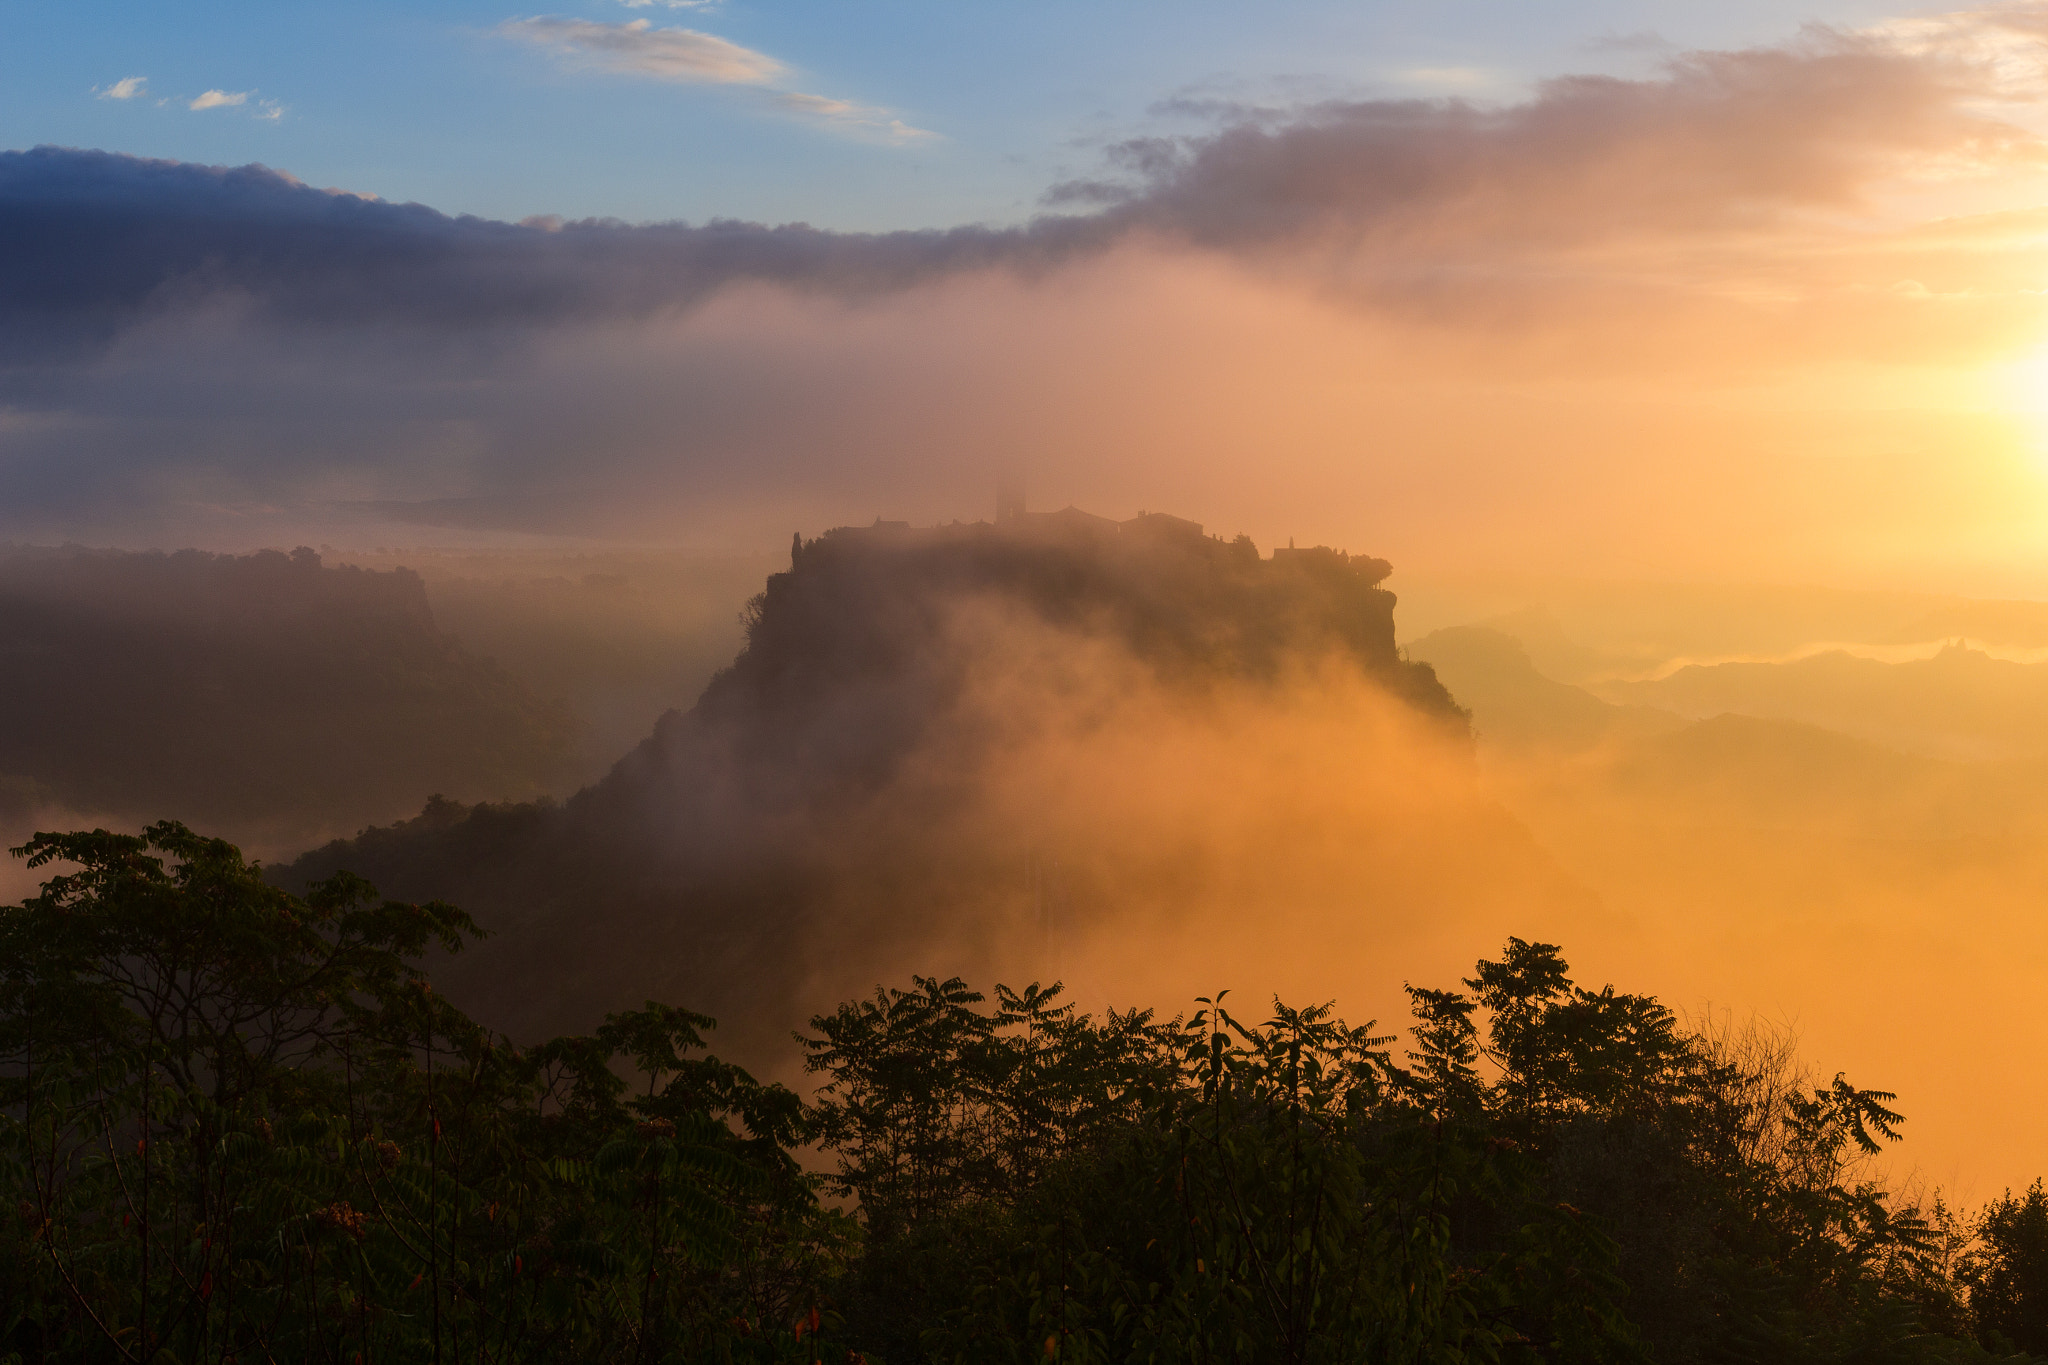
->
<box><xmin>11</xmin><ymin>24</ymin><xmax>2035</xmax><ymax>344</ymax></box>
<box><xmin>1392</xmin><ymin>67</ymin><xmax>1495</xmax><ymax>89</ymax></box>
<box><xmin>189</xmin><ymin>90</ymin><xmax>249</xmax><ymax>111</ymax></box>
<box><xmin>773</xmin><ymin>91</ymin><xmax>937</xmax><ymax>141</ymax></box>
<box><xmin>1066</xmin><ymin>35</ymin><xmax>2045</xmax><ymax>251</ymax></box>
<box><xmin>497</xmin><ymin>16</ymin><xmax>930</xmax><ymax>139</ymax></box>
<box><xmin>498</xmin><ymin>16</ymin><xmax>782</xmax><ymax>84</ymax></box>
<box><xmin>95</xmin><ymin>77</ymin><xmax>147</xmax><ymax>101</ymax></box>
<box><xmin>1868</xmin><ymin>3</ymin><xmax>2048</xmax><ymax>98</ymax></box>
<box><xmin>3</xmin><ymin>14</ymin><xmax>2048</xmax><ymax>577</ymax></box>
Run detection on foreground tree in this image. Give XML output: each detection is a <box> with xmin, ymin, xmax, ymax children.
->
<box><xmin>1969</xmin><ymin>1183</ymin><xmax>2048</xmax><ymax>1356</ymax></box>
<box><xmin>800</xmin><ymin>942</ymin><xmax>2039</xmax><ymax>1364</ymax></box>
<box><xmin>0</xmin><ymin>823</ymin><xmax>848</xmax><ymax>1364</ymax></box>
<box><xmin>4</xmin><ymin>824</ymin><xmax>2043</xmax><ymax>1362</ymax></box>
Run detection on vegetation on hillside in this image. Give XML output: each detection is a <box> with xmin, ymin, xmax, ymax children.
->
<box><xmin>7</xmin><ymin>824</ymin><xmax>2047</xmax><ymax>1362</ymax></box>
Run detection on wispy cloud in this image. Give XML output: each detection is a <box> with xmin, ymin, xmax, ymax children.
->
<box><xmin>95</xmin><ymin>76</ymin><xmax>147</xmax><ymax>101</ymax></box>
<box><xmin>498</xmin><ymin>16</ymin><xmax>782</xmax><ymax>84</ymax></box>
<box><xmin>190</xmin><ymin>89</ymin><xmax>249</xmax><ymax>111</ymax></box>
<box><xmin>1867</xmin><ymin>3</ymin><xmax>2048</xmax><ymax>99</ymax></box>
<box><xmin>1583</xmin><ymin>30</ymin><xmax>1675</xmax><ymax>55</ymax></box>
<box><xmin>773</xmin><ymin>91</ymin><xmax>936</xmax><ymax>141</ymax></box>
<box><xmin>1392</xmin><ymin>66</ymin><xmax>1494</xmax><ymax>88</ymax></box>
<box><xmin>256</xmin><ymin>98</ymin><xmax>286</xmax><ymax>122</ymax></box>
<box><xmin>499</xmin><ymin>16</ymin><xmax>934</xmax><ymax>140</ymax></box>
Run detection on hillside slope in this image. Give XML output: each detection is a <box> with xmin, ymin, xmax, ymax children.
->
<box><xmin>0</xmin><ymin>544</ymin><xmax>575</xmax><ymax>853</ymax></box>
<box><xmin>1406</xmin><ymin>625</ymin><xmax>1681</xmax><ymax>749</ymax></box>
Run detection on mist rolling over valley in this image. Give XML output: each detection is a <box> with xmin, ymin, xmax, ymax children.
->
<box><xmin>1408</xmin><ymin>598</ymin><xmax>2048</xmax><ymax>1206</ymax></box>
<box><xmin>13</xmin><ymin>0</ymin><xmax>2048</xmax><ymax>1356</ymax></box>
<box><xmin>18</xmin><ymin>504</ymin><xmax>2048</xmax><ymax>1359</ymax></box>
<box><xmin>285</xmin><ymin>510</ymin><xmax>1575</xmax><ymax>1062</ymax></box>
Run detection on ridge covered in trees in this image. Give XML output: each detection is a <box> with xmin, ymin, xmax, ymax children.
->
<box><xmin>0</xmin><ymin>545</ymin><xmax>575</xmax><ymax>848</ymax></box>
<box><xmin>6</xmin><ymin>823</ymin><xmax>2048</xmax><ymax>1361</ymax></box>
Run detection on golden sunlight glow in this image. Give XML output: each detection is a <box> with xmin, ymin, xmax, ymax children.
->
<box><xmin>2004</xmin><ymin>342</ymin><xmax>2048</xmax><ymax>461</ymax></box>
<box><xmin>2009</xmin><ymin>342</ymin><xmax>2048</xmax><ymax>410</ymax></box>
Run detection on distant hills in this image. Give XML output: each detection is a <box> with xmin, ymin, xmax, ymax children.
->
<box><xmin>1599</xmin><ymin>644</ymin><xmax>2048</xmax><ymax>762</ymax></box>
<box><xmin>1407</xmin><ymin>622</ymin><xmax>2048</xmax><ymax>840</ymax></box>
<box><xmin>0</xmin><ymin>544</ymin><xmax>576</xmax><ymax>853</ymax></box>
<box><xmin>1399</xmin><ymin>625</ymin><xmax>1679</xmax><ymax>750</ymax></box>
<box><xmin>20</xmin><ymin>526</ymin><xmax>2048</xmax><ymax>1192</ymax></box>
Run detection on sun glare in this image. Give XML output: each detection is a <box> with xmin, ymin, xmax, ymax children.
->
<box><xmin>2004</xmin><ymin>343</ymin><xmax>2048</xmax><ymax>458</ymax></box>
<box><xmin>2012</xmin><ymin>345</ymin><xmax>2048</xmax><ymax>415</ymax></box>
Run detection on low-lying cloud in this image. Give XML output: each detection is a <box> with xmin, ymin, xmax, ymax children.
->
<box><xmin>13</xmin><ymin>22</ymin><xmax>2039</xmax><ymax>337</ymax></box>
<box><xmin>1407</xmin><ymin>607</ymin><xmax>2048</xmax><ymax>1197</ymax></box>
<box><xmin>296</xmin><ymin>556</ymin><xmax>1584</xmax><ymax>1086</ymax></box>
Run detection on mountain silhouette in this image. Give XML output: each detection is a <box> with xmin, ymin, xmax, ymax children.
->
<box><xmin>285</xmin><ymin>508</ymin><xmax>1483</xmax><ymax>1050</ymax></box>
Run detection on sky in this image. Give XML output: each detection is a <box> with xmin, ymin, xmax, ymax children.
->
<box><xmin>0</xmin><ymin>0</ymin><xmax>1926</xmax><ymax>227</ymax></box>
<box><xmin>4</xmin><ymin>0</ymin><xmax>2048</xmax><ymax>588</ymax></box>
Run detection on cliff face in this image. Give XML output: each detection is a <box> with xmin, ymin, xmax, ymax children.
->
<box><xmin>738</xmin><ymin>512</ymin><xmax>1424</xmax><ymax>702</ymax></box>
<box><xmin>287</xmin><ymin>511</ymin><xmax>1473</xmax><ymax>1051</ymax></box>
<box><xmin>594</xmin><ymin>510</ymin><xmax>1455</xmax><ymax>815</ymax></box>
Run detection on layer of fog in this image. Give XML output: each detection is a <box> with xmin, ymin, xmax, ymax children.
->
<box><xmin>761</xmin><ymin>601</ymin><xmax>1591</xmax><ymax>1029</ymax></box>
<box><xmin>1405</xmin><ymin>585</ymin><xmax>2048</xmax><ymax>1203</ymax></box>
<box><xmin>333</xmin><ymin>546</ymin><xmax>779</xmax><ymax>781</ymax></box>
<box><xmin>378</xmin><ymin>587</ymin><xmax>1605</xmax><ymax>1090</ymax></box>
<box><xmin>11</xmin><ymin>523</ymin><xmax>2048</xmax><ymax>1204</ymax></box>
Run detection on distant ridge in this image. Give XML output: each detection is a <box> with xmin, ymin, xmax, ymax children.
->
<box><xmin>0</xmin><ymin>544</ymin><xmax>573</xmax><ymax>849</ymax></box>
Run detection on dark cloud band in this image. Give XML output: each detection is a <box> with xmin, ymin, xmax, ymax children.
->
<box><xmin>0</xmin><ymin>146</ymin><xmax>1093</xmax><ymax>355</ymax></box>
<box><xmin>2</xmin><ymin>30</ymin><xmax>2013</xmax><ymax>358</ymax></box>
<box><xmin>0</xmin><ymin>23</ymin><xmax>2035</xmax><ymax>547</ymax></box>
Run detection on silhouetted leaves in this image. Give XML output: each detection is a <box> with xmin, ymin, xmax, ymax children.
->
<box><xmin>2</xmin><ymin>827</ymin><xmax>2040</xmax><ymax>1362</ymax></box>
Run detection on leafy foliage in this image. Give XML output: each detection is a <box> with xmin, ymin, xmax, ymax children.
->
<box><xmin>796</xmin><ymin>939</ymin><xmax>2042</xmax><ymax>1364</ymax></box>
<box><xmin>0</xmin><ymin>823</ymin><xmax>848</xmax><ymax>1364</ymax></box>
<box><xmin>1968</xmin><ymin>1183</ymin><xmax>2048</xmax><ymax>1356</ymax></box>
<box><xmin>3</xmin><ymin>831</ymin><xmax>2044</xmax><ymax>1362</ymax></box>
